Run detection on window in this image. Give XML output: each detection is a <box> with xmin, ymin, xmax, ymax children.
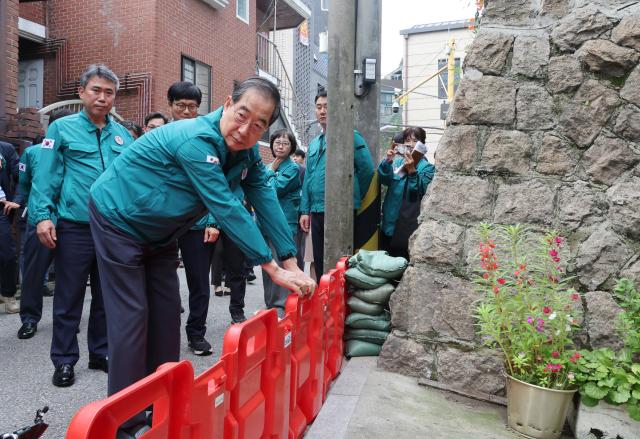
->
<box><xmin>391</xmin><ymin>72</ymin><xmax>402</xmax><ymax>81</ymax></box>
<box><xmin>320</xmin><ymin>0</ymin><xmax>330</xmax><ymax>11</ymax></box>
<box><xmin>437</xmin><ymin>58</ymin><xmax>461</xmax><ymax>100</ymax></box>
<box><xmin>236</xmin><ymin>0</ymin><xmax>249</xmax><ymax>23</ymax></box>
<box><xmin>181</xmin><ymin>56</ymin><xmax>212</xmax><ymax>114</ymax></box>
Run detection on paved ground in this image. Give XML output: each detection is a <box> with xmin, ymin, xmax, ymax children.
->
<box><xmin>307</xmin><ymin>357</ymin><xmax>520</xmax><ymax>439</ymax></box>
<box><xmin>0</xmin><ymin>267</ymin><xmax>267</xmax><ymax>437</ymax></box>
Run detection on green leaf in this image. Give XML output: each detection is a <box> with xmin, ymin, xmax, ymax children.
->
<box><xmin>627</xmin><ymin>404</ymin><xmax>640</xmax><ymax>422</ymax></box>
<box><xmin>632</xmin><ymin>389</ymin><xmax>640</xmax><ymax>399</ymax></box>
<box><xmin>580</xmin><ymin>394</ymin><xmax>599</xmax><ymax>407</ymax></box>
<box><xmin>608</xmin><ymin>389</ymin><xmax>631</xmax><ymax>404</ymax></box>
<box><xmin>632</xmin><ymin>364</ymin><xmax>640</xmax><ymax>376</ymax></box>
<box><xmin>584</xmin><ymin>382</ymin><xmax>609</xmax><ymax>400</ymax></box>
<box><xmin>597</xmin><ymin>377</ymin><xmax>616</xmax><ymax>388</ymax></box>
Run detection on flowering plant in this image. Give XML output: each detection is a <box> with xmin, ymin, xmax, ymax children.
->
<box><xmin>474</xmin><ymin>223</ymin><xmax>582</xmax><ymax>390</ymax></box>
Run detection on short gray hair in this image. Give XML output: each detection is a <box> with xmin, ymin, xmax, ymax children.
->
<box><xmin>79</xmin><ymin>64</ymin><xmax>120</xmax><ymax>91</ymax></box>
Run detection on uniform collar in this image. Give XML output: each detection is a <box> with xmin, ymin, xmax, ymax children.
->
<box><xmin>80</xmin><ymin>109</ymin><xmax>113</xmax><ymax>133</ymax></box>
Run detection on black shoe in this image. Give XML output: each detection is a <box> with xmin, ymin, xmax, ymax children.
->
<box><xmin>246</xmin><ymin>272</ymin><xmax>256</xmax><ymax>283</ymax></box>
<box><xmin>17</xmin><ymin>322</ymin><xmax>37</xmax><ymax>339</ymax></box>
<box><xmin>42</xmin><ymin>284</ymin><xmax>54</xmax><ymax>297</ymax></box>
<box><xmin>88</xmin><ymin>357</ymin><xmax>108</xmax><ymax>373</ymax></box>
<box><xmin>188</xmin><ymin>338</ymin><xmax>212</xmax><ymax>356</ymax></box>
<box><xmin>52</xmin><ymin>364</ymin><xmax>75</xmax><ymax>387</ymax></box>
<box><xmin>213</xmin><ymin>286</ymin><xmax>224</xmax><ymax>297</ymax></box>
<box><xmin>230</xmin><ymin>311</ymin><xmax>247</xmax><ymax>324</ymax></box>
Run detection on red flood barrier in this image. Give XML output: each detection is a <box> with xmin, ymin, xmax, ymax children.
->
<box><xmin>67</xmin><ymin>259</ymin><xmax>347</xmax><ymax>439</ymax></box>
<box><xmin>66</xmin><ymin>361</ymin><xmax>194</xmax><ymax>439</ymax></box>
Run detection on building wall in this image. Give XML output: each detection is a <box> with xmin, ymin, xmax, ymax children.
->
<box><xmin>404</xmin><ymin>26</ymin><xmax>473</xmax><ymax>148</ymax></box>
<box><xmin>2</xmin><ymin>0</ymin><xmax>19</xmax><ymax>133</ymax></box>
<box><xmin>19</xmin><ymin>1</ymin><xmax>45</xmax><ymax>25</ymax></box>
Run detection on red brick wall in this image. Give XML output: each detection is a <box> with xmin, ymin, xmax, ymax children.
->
<box><xmin>19</xmin><ymin>2</ymin><xmax>46</xmax><ymax>25</ymax></box>
<box><xmin>38</xmin><ymin>0</ymin><xmax>257</xmax><ymax>124</ymax></box>
<box><xmin>4</xmin><ymin>0</ymin><xmax>19</xmax><ymax>127</ymax></box>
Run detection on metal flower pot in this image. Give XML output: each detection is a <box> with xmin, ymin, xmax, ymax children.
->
<box><xmin>506</xmin><ymin>374</ymin><xmax>577</xmax><ymax>439</ymax></box>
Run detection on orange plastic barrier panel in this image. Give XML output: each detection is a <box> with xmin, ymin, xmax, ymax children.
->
<box><xmin>66</xmin><ymin>361</ymin><xmax>194</xmax><ymax>439</ymax></box>
<box><xmin>182</xmin><ymin>355</ymin><xmax>230</xmax><ymax>439</ymax></box>
<box><xmin>221</xmin><ymin>308</ymin><xmax>291</xmax><ymax>439</ymax></box>
<box><xmin>324</xmin><ymin>267</ymin><xmax>346</xmax><ymax>389</ymax></box>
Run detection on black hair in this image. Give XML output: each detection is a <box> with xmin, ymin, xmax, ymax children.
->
<box><xmin>120</xmin><ymin>120</ymin><xmax>143</xmax><ymax>139</ymax></box>
<box><xmin>144</xmin><ymin>112</ymin><xmax>168</xmax><ymax>126</ymax></box>
<box><xmin>48</xmin><ymin>108</ymin><xmax>74</xmax><ymax>126</ymax></box>
<box><xmin>293</xmin><ymin>148</ymin><xmax>306</xmax><ymax>159</ymax></box>
<box><xmin>231</xmin><ymin>76</ymin><xmax>281</xmax><ymax>126</ymax></box>
<box><xmin>403</xmin><ymin>126</ymin><xmax>426</xmax><ymax>144</ymax></box>
<box><xmin>392</xmin><ymin>132</ymin><xmax>405</xmax><ymax>144</ymax></box>
<box><xmin>315</xmin><ymin>87</ymin><xmax>327</xmax><ymax>103</ymax></box>
<box><xmin>269</xmin><ymin>129</ymin><xmax>297</xmax><ymax>157</ymax></box>
<box><xmin>167</xmin><ymin>81</ymin><xmax>202</xmax><ymax>105</ymax></box>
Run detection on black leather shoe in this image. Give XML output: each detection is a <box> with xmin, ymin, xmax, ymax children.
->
<box><xmin>42</xmin><ymin>284</ymin><xmax>54</xmax><ymax>297</ymax></box>
<box><xmin>230</xmin><ymin>311</ymin><xmax>247</xmax><ymax>324</ymax></box>
<box><xmin>88</xmin><ymin>357</ymin><xmax>108</xmax><ymax>373</ymax></box>
<box><xmin>17</xmin><ymin>322</ymin><xmax>37</xmax><ymax>339</ymax></box>
<box><xmin>52</xmin><ymin>364</ymin><xmax>75</xmax><ymax>387</ymax></box>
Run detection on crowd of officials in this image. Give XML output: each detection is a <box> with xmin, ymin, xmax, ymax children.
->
<box><xmin>0</xmin><ymin>64</ymin><xmax>434</xmax><ymax>435</ymax></box>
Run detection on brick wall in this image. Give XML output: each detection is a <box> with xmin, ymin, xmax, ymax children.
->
<box><xmin>19</xmin><ymin>1</ymin><xmax>46</xmax><ymax>25</ymax></box>
<box><xmin>4</xmin><ymin>0</ymin><xmax>19</xmax><ymax>128</ymax></box>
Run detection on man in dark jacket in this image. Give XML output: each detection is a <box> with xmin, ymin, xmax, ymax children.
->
<box><xmin>0</xmin><ymin>140</ymin><xmax>20</xmax><ymax>313</ymax></box>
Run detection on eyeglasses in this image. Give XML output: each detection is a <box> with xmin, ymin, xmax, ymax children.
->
<box><xmin>231</xmin><ymin>108</ymin><xmax>268</xmax><ymax>134</ymax></box>
<box><xmin>274</xmin><ymin>140</ymin><xmax>291</xmax><ymax>147</ymax></box>
<box><xmin>173</xmin><ymin>102</ymin><xmax>199</xmax><ymax>112</ymax></box>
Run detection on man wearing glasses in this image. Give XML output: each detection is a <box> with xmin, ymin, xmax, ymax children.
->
<box><xmin>167</xmin><ymin>81</ymin><xmax>201</xmax><ymax>121</ymax></box>
<box><xmin>88</xmin><ymin>77</ymin><xmax>315</xmax><ymax>435</ymax></box>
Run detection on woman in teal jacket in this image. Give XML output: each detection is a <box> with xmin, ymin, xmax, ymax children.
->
<box><xmin>378</xmin><ymin>127</ymin><xmax>435</xmax><ymax>260</ymax></box>
<box><xmin>261</xmin><ymin>129</ymin><xmax>301</xmax><ymax>315</ymax></box>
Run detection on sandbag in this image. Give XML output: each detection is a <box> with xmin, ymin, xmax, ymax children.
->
<box><xmin>345</xmin><ymin>312</ymin><xmax>392</xmax><ymax>331</ymax></box>
<box><xmin>344</xmin><ymin>328</ymin><xmax>390</xmax><ymax>345</ymax></box>
<box><xmin>348</xmin><ymin>250</ymin><xmax>408</xmax><ymax>279</ymax></box>
<box><xmin>347</xmin><ymin>296</ymin><xmax>384</xmax><ymax>315</ymax></box>
<box><xmin>352</xmin><ymin>283</ymin><xmax>395</xmax><ymax>305</ymax></box>
<box><xmin>345</xmin><ymin>340</ymin><xmax>382</xmax><ymax>358</ymax></box>
<box><xmin>345</xmin><ymin>267</ymin><xmax>388</xmax><ymax>289</ymax></box>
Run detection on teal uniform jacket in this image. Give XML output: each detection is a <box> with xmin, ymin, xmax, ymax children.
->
<box><xmin>299</xmin><ymin>130</ymin><xmax>374</xmax><ymax>214</ymax></box>
<box><xmin>378</xmin><ymin>156</ymin><xmax>435</xmax><ymax>237</ymax></box>
<box><xmin>17</xmin><ymin>144</ymin><xmax>39</xmax><ymax>205</ymax></box>
<box><xmin>89</xmin><ymin>107</ymin><xmax>296</xmax><ymax>266</ymax></box>
<box><xmin>264</xmin><ymin>157</ymin><xmax>301</xmax><ymax>236</ymax></box>
<box><xmin>30</xmin><ymin>110</ymin><xmax>133</xmax><ymax>225</ymax></box>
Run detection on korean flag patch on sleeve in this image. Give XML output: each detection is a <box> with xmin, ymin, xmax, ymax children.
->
<box><xmin>42</xmin><ymin>138</ymin><xmax>55</xmax><ymax>149</ymax></box>
<box><xmin>19</xmin><ymin>163</ymin><xmax>26</xmax><ymax>172</ymax></box>
<box><xmin>206</xmin><ymin>155</ymin><xmax>220</xmax><ymax>165</ymax></box>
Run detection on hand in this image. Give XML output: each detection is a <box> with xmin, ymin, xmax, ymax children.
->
<box><xmin>299</xmin><ymin>214</ymin><xmax>310</xmax><ymax>233</ymax></box>
<box><xmin>271</xmin><ymin>157</ymin><xmax>284</xmax><ymax>171</ymax></box>
<box><xmin>403</xmin><ymin>152</ymin><xmax>416</xmax><ymax>174</ymax></box>
<box><xmin>37</xmin><ymin>220</ymin><xmax>57</xmax><ymax>249</ymax></box>
<box><xmin>204</xmin><ymin>227</ymin><xmax>220</xmax><ymax>243</ymax></box>
<box><xmin>262</xmin><ymin>260</ymin><xmax>316</xmax><ymax>297</ymax></box>
<box><xmin>385</xmin><ymin>149</ymin><xmax>394</xmax><ymax>162</ymax></box>
<box><xmin>1</xmin><ymin>200</ymin><xmax>20</xmax><ymax>215</ymax></box>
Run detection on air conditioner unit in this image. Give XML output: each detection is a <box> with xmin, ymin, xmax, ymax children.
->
<box><xmin>201</xmin><ymin>0</ymin><xmax>229</xmax><ymax>9</ymax></box>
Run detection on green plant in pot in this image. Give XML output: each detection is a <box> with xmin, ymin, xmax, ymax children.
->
<box><xmin>474</xmin><ymin>223</ymin><xmax>582</xmax><ymax>439</ymax></box>
<box><xmin>570</xmin><ymin>278</ymin><xmax>640</xmax><ymax>422</ymax></box>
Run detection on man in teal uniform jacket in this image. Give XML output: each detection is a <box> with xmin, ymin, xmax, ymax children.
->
<box><xmin>30</xmin><ymin>65</ymin><xmax>133</xmax><ymax>388</ymax></box>
<box><xmin>88</xmin><ymin>77</ymin><xmax>315</xmax><ymax>431</ymax></box>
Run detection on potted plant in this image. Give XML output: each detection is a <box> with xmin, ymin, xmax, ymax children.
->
<box><xmin>570</xmin><ymin>278</ymin><xmax>640</xmax><ymax>430</ymax></box>
<box><xmin>474</xmin><ymin>223</ymin><xmax>582</xmax><ymax>439</ymax></box>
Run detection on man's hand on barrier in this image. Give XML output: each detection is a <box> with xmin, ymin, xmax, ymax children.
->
<box><xmin>282</xmin><ymin>257</ymin><xmax>316</xmax><ymax>296</ymax></box>
<box><xmin>262</xmin><ymin>260</ymin><xmax>316</xmax><ymax>297</ymax></box>
<box><xmin>36</xmin><ymin>220</ymin><xmax>57</xmax><ymax>249</ymax></box>
<box><xmin>299</xmin><ymin>214</ymin><xmax>310</xmax><ymax>233</ymax></box>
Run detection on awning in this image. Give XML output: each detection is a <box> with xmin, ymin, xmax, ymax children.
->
<box><xmin>256</xmin><ymin>0</ymin><xmax>311</xmax><ymax>32</ymax></box>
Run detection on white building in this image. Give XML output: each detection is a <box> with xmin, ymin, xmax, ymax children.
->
<box><xmin>400</xmin><ymin>20</ymin><xmax>474</xmax><ymax>149</ymax></box>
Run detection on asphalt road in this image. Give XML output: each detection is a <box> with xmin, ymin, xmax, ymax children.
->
<box><xmin>0</xmin><ymin>267</ymin><xmax>268</xmax><ymax>438</ymax></box>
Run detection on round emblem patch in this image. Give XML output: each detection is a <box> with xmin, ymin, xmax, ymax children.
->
<box><xmin>115</xmin><ymin>136</ymin><xmax>124</xmax><ymax>145</ymax></box>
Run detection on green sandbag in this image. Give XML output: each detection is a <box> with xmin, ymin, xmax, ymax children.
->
<box><xmin>345</xmin><ymin>340</ymin><xmax>382</xmax><ymax>358</ymax></box>
<box><xmin>348</xmin><ymin>250</ymin><xmax>408</xmax><ymax>279</ymax></box>
<box><xmin>347</xmin><ymin>296</ymin><xmax>384</xmax><ymax>315</ymax></box>
<box><xmin>344</xmin><ymin>328</ymin><xmax>390</xmax><ymax>345</ymax></box>
<box><xmin>352</xmin><ymin>283</ymin><xmax>395</xmax><ymax>305</ymax></box>
<box><xmin>345</xmin><ymin>312</ymin><xmax>392</xmax><ymax>331</ymax></box>
<box><xmin>345</xmin><ymin>267</ymin><xmax>388</xmax><ymax>289</ymax></box>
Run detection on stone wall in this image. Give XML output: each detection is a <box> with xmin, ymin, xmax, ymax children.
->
<box><xmin>379</xmin><ymin>0</ymin><xmax>640</xmax><ymax>396</ymax></box>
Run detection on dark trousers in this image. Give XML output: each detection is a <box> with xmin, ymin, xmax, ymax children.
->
<box><xmin>51</xmin><ymin>219</ymin><xmax>107</xmax><ymax>367</ymax></box>
<box><xmin>0</xmin><ymin>212</ymin><xmax>17</xmax><ymax>297</ymax></box>
<box><xmin>311</xmin><ymin>212</ymin><xmax>325</xmax><ymax>283</ymax></box>
<box><xmin>89</xmin><ymin>200</ymin><xmax>180</xmax><ymax>397</ymax></box>
<box><xmin>295</xmin><ymin>227</ymin><xmax>306</xmax><ymax>270</ymax></box>
<box><xmin>20</xmin><ymin>222</ymin><xmax>54</xmax><ymax>324</ymax></box>
<box><xmin>219</xmin><ymin>232</ymin><xmax>246</xmax><ymax>314</ymax></box>
<box><xmin>178</xmin><ymin>229</ymin><xmax>213</xmax><ymax>340</ymax></box>
<box><xmin>210</xmin><ymin>236</ymin><xmax>225</xmax><ymax>286</ymax></box>
<box><xmin>380</xmin><ymin>233</ymin><xmax>410</xmax><ymax>261</ymax></box>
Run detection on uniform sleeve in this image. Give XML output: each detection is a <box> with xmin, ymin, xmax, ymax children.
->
<box><xmin>174</xmin><ymin>138</ymin><xmax>273</xmax><ymax>266</ymax></box>
<box><xmin>30</xmin><ymin>123</ymin><xmax>64</xmax><ymax>224</ymax></box>
<box><xmin>354</xmin><ymin>133</ymin><xmax>374</xmax><ymax>198</ymax></box>
<box><xmin>242</xmin><ymin>156</ymin><xmax>297</xmax><ymax>260</ymax></box>
<box><xmin>299</xmin><ymin>160</ymin><xmax>311</xmax><ymax>214</ymax></box>
<box><xmin>406</xmin><ymin>161</ymin><xmax>435</xmax><ymax>202</ymax></box>
<box><xmin>14</xmin><ymin>151</ymin><xmax>31</xmax><ymax>206</ymax></box>
<box><xmin>269</xmin><ymin>162</ymin><xmax>300</xmax><ymax>198</ymax></box>
<box><xmin>377</xmin><ymin>158</ymin><xmax>393</xmax><ymax>186</ymax></box>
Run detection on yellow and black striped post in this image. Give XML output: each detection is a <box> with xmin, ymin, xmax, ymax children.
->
<box><xmin>354</xmin><ymin>171</ymin><xmax>381</xmax><ymax>251</ymax></box>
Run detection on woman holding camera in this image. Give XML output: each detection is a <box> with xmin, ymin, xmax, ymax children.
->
<box><xmin>378</xmin><ymin>127</ymin><xmax>435</xmax><ymax>260</ymax></box>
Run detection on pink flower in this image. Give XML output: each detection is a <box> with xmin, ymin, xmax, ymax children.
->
<box><xmin>527</xmin><ymin>316</ymin><xmax>534</xmax><ymax>325</ymax></box>
<box><xmin>571</xmin><ymin>293</ymin><xmax>580</xmax><ymax>301</ymax></box>
<box><xmin>483</xmin><ymin>273</ymin><xmax>489</xmax><ymax>279</ymax></box>
<box><xmin>549</xmin><ymin>249</ymin><xmax>558</xmax><ymax>258</ymax></box>
<box><xmin>551</xmin><ymin>351</ymin><xmax>560</xmax><ymax>358</ymax></box>
<box><xmin>497</xmin><ymin>278</ymin><xmax>506</xmax><ymax>285</ymax></box>
<box><xmin>555</xmin><ymin>237</ymin><xmax>563</xmax><ymax>245</ymax></box>
<box><xmin>543</xmin><ymin>306</ymin><xmax>551</xmax><ymax>314</ymax></box>
<box><xmin>493</xmin><ymin>286</ymin><xmax>500</xmax><ymax>295</ymax></box>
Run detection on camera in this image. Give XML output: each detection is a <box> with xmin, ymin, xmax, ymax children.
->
<box><xmin>395</xmin><ymin>144</ymin><xmax>411</xmax><ymax>155</ymax></box>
